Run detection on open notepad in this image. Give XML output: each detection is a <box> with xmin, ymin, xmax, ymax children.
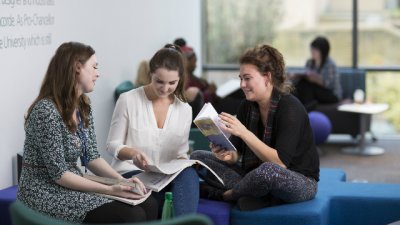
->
<box><xmin>83</xmin><ymin>159</ymin><xmax>224</xmax><ymax>205</ymax></box>
<box><xmin>134</xmin><ymin>159</ymin><xmax>224</xmax><ymax>192</ymax></box>
<box><xmin>83</xmin><ymin>174</ymin><xmax>152</xmax><ymax>206</ymax></box>
<box><xmin>193</xmin><ymin>103</ymin><xmax>236</xmax><ymax>151</ymax></box>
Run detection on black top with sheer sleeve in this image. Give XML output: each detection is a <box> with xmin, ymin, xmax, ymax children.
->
<box><xmin>230</xmin><ymin>94</ymin><xmax>320</xmax><ymax>181</ymax></box>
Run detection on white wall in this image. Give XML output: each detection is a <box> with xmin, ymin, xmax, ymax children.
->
<box><xmin>0</xmin><ymin>0</ymin><xmax>202</xmax><ymax>189</ymax></box>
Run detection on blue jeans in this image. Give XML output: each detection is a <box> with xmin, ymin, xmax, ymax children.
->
<box><xmin>123</xmin><ymin>167</ymin><xmax>199</xmax><ymax>217</ymax></box>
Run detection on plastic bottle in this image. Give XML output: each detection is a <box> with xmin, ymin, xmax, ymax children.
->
<box><xmin>161</xmin><ymin>192</ymin><xmax>174</xmax><ymax>220</ymax></box>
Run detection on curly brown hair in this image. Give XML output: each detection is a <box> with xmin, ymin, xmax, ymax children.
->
<box><xmin>239</xmin><ymin>44</ymin><xmax>292</xmax><ymax>94</ymax></box>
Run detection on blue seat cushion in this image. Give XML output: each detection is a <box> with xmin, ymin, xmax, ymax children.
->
<box><xmin>0</xmin><ymin>185</ymin><xmax>18</xmax><ymax>225</ymax></box>
<box><xmin>197</xmin><ymin>198</ymin><xmax>232</xmax><ymax>225</ymax></box>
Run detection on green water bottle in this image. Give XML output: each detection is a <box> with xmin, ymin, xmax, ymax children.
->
<box><xmin>161</xmin><ymin>192</ymin><xmax>174</xmax><ymax>220</ymax></box>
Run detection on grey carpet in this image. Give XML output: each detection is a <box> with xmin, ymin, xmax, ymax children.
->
<box><xmin>319</xmin><ymin>138</ymin><xmax>400</xmax><ymax>183</ymax></box>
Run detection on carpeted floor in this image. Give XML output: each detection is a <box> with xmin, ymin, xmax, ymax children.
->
<box><xmin>319</xmin><ymin>137</ymin><xmax>400</xmax><ymax>183</ymax></box>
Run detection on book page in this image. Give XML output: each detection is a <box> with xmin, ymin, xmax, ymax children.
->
<box><xmin>134</xmin><ymin>159</ymin><xmax>224</xmax><ymax>192</ymax></box>
<box><xmin>146</xmin><ymin>159</ymin><xmax>194</xmax><ymax>175</ymax></box>
<box><xmin>193</xmin><ymin>103</ymin><xmax>236</xmax><ymax>151</ymax></box>
<box><xmin>193</xmin><ymin>118</ymin><xmax>236</xmax><ymax>151</ymax></box>
<box><xmin>98</xmin><ymin>190</ymin><xmax>152</xmax><ymax>206</ymax></box>
<box><xmin>83</xmin><ymin>174</ymin><xmax>144</xmax><ymax>196</ymax></box>
<box><xmin>192</xmin><ymin>159</ymin><xmax>224</xmax><ymax>185</ymax></box>
<box><xmin>195</xmin><ymin>103</ymin><xmax>218</xmax><ymax>121</ymax></box>
<box><xmin>134</xmin><ymin>170</ymin><xmax>182</xmax><ymax>192</ymax></box>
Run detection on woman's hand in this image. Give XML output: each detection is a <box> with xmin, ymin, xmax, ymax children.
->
<box><xmin>124</xmin><ymin>177</ymin><xmax>147</xmax><ymax>195</ymax></box>
<box><xmin>131</xmin><ymin>151</ymin><xmax>151</xmax><ymax>171</ymax></box>
<box><xmin>106</xmin><ymin>178</ymin><xmax>147</xmax><ymax>200</ymax></box>
<box><xmin>219</xmin><ymin>112</ymin><xmax>248</xmax><ymax>138</ymax></box>
<box><xmin>210</xmin><ymin>143</ymin><xmax>238</xmax><ymax>164</ymax></box>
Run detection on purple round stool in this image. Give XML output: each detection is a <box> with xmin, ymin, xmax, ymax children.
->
<box><xmin>308</xmin><ymin>111</ymin><xmax>332</xmax><ymax>145</ymax></box>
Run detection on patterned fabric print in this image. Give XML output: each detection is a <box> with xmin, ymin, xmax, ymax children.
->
<box><xmin>17</xmin><ymin>99</ymin><xmax>112</xmax><ymax>223</ymax></box>
<box><xmin>242</xmin><ymin>88</ymin><xmax>281</xmax><ymax>172</ymax></box>
<box><xmin>191</xmin><ymin>151</ymin><xmax>317</xmax><ymax>203</ymax></box>
<box><xmin>231</xmin><ymin>162</ymin><xmax>317</xmax><ymax>202</ymax></box>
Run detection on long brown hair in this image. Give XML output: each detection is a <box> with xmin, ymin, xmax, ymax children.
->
<box><xmin>240</xmin><ymin>44</ymin><xmax>292</xmax><ymax>94</ymax></box>
<box><xmin>25</xmin><ymin>42</ymin><xmax>95</xmax><ymax>132</ymax></box>
<box><xmin>149</xmin><ymin>44</ymin><xmax>187</xmax><ymax>102</ymax></box>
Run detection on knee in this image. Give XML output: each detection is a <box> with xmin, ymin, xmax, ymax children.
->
<box><xmin>190</xmin><ymin>151</ymin><xmax>201</xmax><ymax>160</ymax></box>
<box><xmin>256</xmin><ymin>162</ymin><xmax>283</xmax><ymax>175</ymax></box>
<box><xmin>177</xmin><ymin>167</ymin><xmax>199</xmax><ymax>182</ymax></box>
<box><xmin>190</xmin><ymin>150</ymin><xmax>208</xmax><ymax>160</ymax></box>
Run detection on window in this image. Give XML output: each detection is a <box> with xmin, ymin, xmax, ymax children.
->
<box><xmin>204</xmin><ymin>0</ymin><xmax>352</xmax><ymax>66</ymax></box>
<box><xmin>358</xmin><ymin>1</ymin><xmax>400</xmax><ymax>67</ymax></box>
<box><xmin>203</xmin><ymin>0</ymin><xmax>400</xmax><ymax>135</ymax></box>
<box><xmin>367</xmin><ymin>71</ymin><xmax>400</xmax><ymax>135</ymax></box>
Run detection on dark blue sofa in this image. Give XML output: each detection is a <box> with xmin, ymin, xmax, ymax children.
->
<box><xmin>197</xmin><ymin>168</ymin><xmax>400</xmax><ymax>225</ymax></box>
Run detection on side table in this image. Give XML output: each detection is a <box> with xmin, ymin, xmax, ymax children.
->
<box><xmin>338</xmin><ymin>103</ymin><xmax>389</xmax><ymax>155</ymax></box>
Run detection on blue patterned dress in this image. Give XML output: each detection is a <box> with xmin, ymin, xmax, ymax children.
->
<box><xmin>17</xmin><ymin>99</ymin><xmax>112</xmax><ymax>223</ymax></box>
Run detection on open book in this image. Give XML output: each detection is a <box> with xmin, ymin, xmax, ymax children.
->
<box><xmin>193</xmin><ymin>103</ymin><xmax>236</xmax><ymax>151</ymax></box>
<box><xmin>83</xmin><ymin>174</ymin><xmax>152</xmax><ymax>206</ymax></box>
<box><xmin>134</xmin><ymin>159</ymin><xmax>224</xmax><ymax>192</ymax></box>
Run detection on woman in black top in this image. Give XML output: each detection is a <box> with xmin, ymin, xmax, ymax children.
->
<box><xmin>291</xmin><ymin>36</ymin><xmax>342</xmax><ymax>111</ymax></box>
<box><xmin>191</xmin><ymin>44</ymin><xmax>319</xmax><ymax>210</ymax></box>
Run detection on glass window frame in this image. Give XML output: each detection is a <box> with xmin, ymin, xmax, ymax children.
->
<box><xmin>201</xmin><ymin>0</ymin><xmax>400</xmax><ymax>72</ymax></box>
<box><xmin>201</xmin><ymin>0</ymin><xmax>400</xmax><ymax>138</ymax></box>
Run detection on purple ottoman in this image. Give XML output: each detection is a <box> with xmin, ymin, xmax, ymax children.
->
<box><xmin>0</xmin><ymin>185</ymin><xmax>18</xmax><ymax>225</ymax></box>
<box><xmin>197</xmin><ymin>198</ymin><xmax>231</xmax><ymax>225</ymax></box>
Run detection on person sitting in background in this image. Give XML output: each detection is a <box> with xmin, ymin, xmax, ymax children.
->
<box><xmin>135</xmin><ymin>60</ymin><xmax>151</xmax><ymax>87</ymax></box>
<box><xmin>174</xmin><ymin>37</ymin><xmax>218</xmax><ymax>104</ymax></box>
<box><xmin>191</xmin><ymin>44</ymin><xmax>319</xmax><ymax>211</ymax></box>
<box><xmin>183</xmin><ymin>49</ymin><xmax>205</xmax><ymax>121</ymax></box>
<box><xmin>18</xmin><ymin>42</ymin><xmax>158</xmax><ymax>224</ymax></box>
<box><xmin>106</xmin><ymin>44</ymin><xmax>199</xmax><ymax>217</ymax></box>
<box><xmin>291</xmin><ymin>36</ymin><xmax>342</xmax><ymax>111</ymax></box>
<box><xmin>114</xmin><ymin>60</ymin><xmax>150</xmax><ymax>101</ymax></box>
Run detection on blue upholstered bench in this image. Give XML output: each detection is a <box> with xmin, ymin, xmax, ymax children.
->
<box><xmin>197</xmin><ymin>168</ymin><xmax>400</xmax><ymax>225</ymax></box>
<box><xmin>0</xmin><ymin>185</ymin><xmax>18</xmax><ymax>225</ymax></box>
<box><xmin>197</xmin><ymin>198</ymin><xmax>232</xmax><ymax>225</ymax></box>
<box><xmin>3</xmin><ymin>169</ymin><xmax>400</xmax><ymax>225</ymax></box>
<box><xmin>229</xmin><ymin>168</ymin><xmax>343</xmax><ymax>225</ymax></box>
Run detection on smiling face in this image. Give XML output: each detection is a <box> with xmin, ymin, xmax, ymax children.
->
<box><xmin>150</xmin><ymin>68</ymin><xmax>180</xmax><ymax>98</ymax></box>
<box><xmin>76</xmin><ymin>54</ymin><xmax>99</xmax><ymax>96</ymax></box>
<box><xmin>239</xmin><ymin>63</ymin><xmax>272</xmax><ymax>102</ymax></box>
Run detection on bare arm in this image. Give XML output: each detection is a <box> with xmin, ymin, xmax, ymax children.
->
<box><xmin>88</xmin><ymin>158</ymin><xmax>124</xmax><ymax>179</ymax></box>
<box><xmin>55</xmin><ymin>171</ymin><xmax>145</xmax><ymax>199</ymax></box>
<box><xmin>117</xmin><ymin>147</ymin><xmax>151</xmax><ymax>170</ymax></box>
<box><xmin>56</xmin><ymin>158</ymin><xmax>148</xmax><ymax>198</ymax></box>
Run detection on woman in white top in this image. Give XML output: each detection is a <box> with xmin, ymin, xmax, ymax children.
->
<box><xmin>107</xmin><ymin>44</ymin><xmax>199</xmax><ymax>216</ymax></box>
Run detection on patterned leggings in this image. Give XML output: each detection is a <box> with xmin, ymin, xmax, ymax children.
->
<box><xmin>191</xmin><ymin>150</ymin><xmax>317</xmax><ymax>203</ymax></box>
